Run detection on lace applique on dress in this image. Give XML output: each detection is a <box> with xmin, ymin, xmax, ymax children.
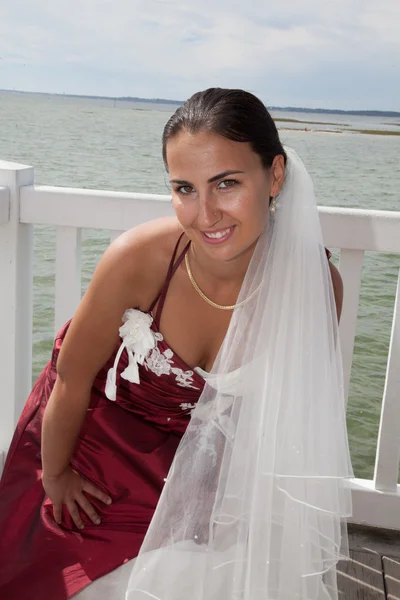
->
<box><xmin>105</xmin><ymin>309</ymin><xmax>200</xmax><ymax>400</ymax></box>
<box><xmin>179</xmin><ymin>402</ymin><xmax>197</xmax><ymax>413</ymax></box>
<box><xmin>172</xmin><ymin>369</ymin><xmax>199</xmax><ymax>390</ymax></box>
<box><xmin>144</xmin><ymin>347</ymin><xmax>174</xmax><ymax>377</ymax></box>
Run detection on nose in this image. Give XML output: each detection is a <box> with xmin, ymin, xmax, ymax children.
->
<box><xmin>195</xmin><ymin>189</ymin><xmax>221</xmax><ymax>227</ymax></box>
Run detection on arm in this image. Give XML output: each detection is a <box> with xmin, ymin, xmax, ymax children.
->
<box><xmin>41</xmin><ymin>221</ymin><xmax>171</xmax><ymax>527</ymax></box>
<box><xmin>42</xmin><ymin>237</ymin><xmax>140</xmax><ymax>478</ymax></box>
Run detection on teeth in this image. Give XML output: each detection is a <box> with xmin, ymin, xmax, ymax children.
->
<box><xmin>204</xmin><ymin>228</ymin><xmax>232</xmax><ymax>239</ymax></box>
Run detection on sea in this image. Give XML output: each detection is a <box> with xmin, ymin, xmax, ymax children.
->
<box><xmin>0</xmin><ymin>90</ymin><xmax>399</xmax><ymax>479</ymax></box>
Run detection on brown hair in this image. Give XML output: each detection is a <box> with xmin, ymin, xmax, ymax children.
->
<box><xmin>162</xmin><ymin>88</ymin><xmax>287</xmax><ymax>171</ymax></box>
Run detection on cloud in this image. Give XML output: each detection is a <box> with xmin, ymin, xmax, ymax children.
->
<box><xmin>0</xmin><ymin>0</ymin><xmax>399</xmax><ymax>109</ymax></box>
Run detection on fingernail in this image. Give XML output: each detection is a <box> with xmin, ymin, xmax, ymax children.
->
<box><xmin>95</xmin><ymin>518</ymin><xmax>101</xmax><ymax>525</ymax></box>
<box><xmin>107</xmin><ymin>497</ymin><xmax>112</xmax><ymax>505</ymax></box>
<box><xmin>79</xmin><ymin>524</ymin><xmax>85</xmax><ymax>530</ymax></box>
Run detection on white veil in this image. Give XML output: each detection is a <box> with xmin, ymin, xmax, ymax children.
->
<box><xmin>125</xmin><ymin>147</ymin><xmax>353</xmax><ymax>600</ymax></box>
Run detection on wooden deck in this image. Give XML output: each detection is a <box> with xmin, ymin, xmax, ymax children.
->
<box><xmin>338</xmin><ymin>524</ymin><xmax>400</xmax><ymax>599</ymax></box>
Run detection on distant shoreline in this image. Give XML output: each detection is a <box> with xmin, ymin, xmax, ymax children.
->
<box><xmin>1</xmin><ymin>88</ymin><xmax>399</xmax><ymax>118</ymax></box>
<box><xmin>0</xmin><ymin>89</ymin><xmax>182</xmax><ymax>107</ymax></box>
<box><xmin>270</xmin><ymin>106</ymin><xmax>400</xmax><ymax>118</ymax></box>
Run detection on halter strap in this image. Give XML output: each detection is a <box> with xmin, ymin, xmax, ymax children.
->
<box><xmin>149</xmin><ymin>233</ymin><xmax>191</xmax><ymax>327</ymax></box>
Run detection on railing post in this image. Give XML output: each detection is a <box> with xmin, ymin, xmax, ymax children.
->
<box><xmin>374</xmin><ymin>270</ymin><xmax>400</xmax><ymax>492</ymax></box>
<box><xmin>0</xmin><ymin>161</ymin><xmax>34</xmax><ymax>474</ymax></box>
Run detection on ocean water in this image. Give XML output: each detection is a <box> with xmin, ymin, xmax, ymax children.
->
<box><xmin>0</xmin><ymin>90</ymin><xmax>399</xmax><ymax>479</ymax></box>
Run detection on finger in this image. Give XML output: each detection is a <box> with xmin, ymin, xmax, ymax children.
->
<box><xmin>53</xmin><ymin>503</ymin><xmax>62</xmax><ymax>524</ymax></box>
<box><xmin>66</xmin><ymin>500</ymin><xmax>85</xmax><ymax>530</ymax></box>
<box><xmin>82</xmin><ymin>481</ymin><xmax>112</xmax><ymax>505</ymax></box>
<box><xmin>76</xmin><ymin>493</ymin><xmax>101</xmax><ymax>525</ymax></box>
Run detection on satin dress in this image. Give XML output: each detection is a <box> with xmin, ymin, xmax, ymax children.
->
<box><xmin>0</xmin><ymin>237</ymin><xmax>205</xmax><ymax>599</ymax></box>
<box><xmin>0</xmin><ymin>235</ymin><xmax>332</xmax><ymax>599</ymax></box>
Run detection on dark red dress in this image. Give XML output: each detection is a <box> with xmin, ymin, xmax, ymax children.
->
<box><xmin>0</xmin><ymin>238</ymin><xmax>204</xmax><ymax>599</ymax></box>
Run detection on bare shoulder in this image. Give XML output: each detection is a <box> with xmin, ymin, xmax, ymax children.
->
<box><xmin>328</xmin><ymin>261</ymin><xmax>343</xmax><ymax>322</ymax></box>
<box><xmin>105</xmin><ymin>216</ymin><xmax>184</xmax><ymax>307</ymax></box>
<box><xmin>56</xmin><ymin>216</ymin><xmax>184</xmax><ymax>386</ymax></box>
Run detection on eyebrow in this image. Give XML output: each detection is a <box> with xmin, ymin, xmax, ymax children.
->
<box><xmin>170</xmin><ymin>170</ymin><xmax>246</xmax><ymax>185</ymax></box>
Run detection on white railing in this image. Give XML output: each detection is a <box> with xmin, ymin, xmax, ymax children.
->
<box><xmin>1</xmin><ymin>160</ymin><xmax>400</xmax><ymax>531</ymax></box>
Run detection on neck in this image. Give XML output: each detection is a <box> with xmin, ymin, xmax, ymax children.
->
<box><xmin>188</xmin><ymin>239</ymin><xmax>257</xmax><ymax>290</ymax></box>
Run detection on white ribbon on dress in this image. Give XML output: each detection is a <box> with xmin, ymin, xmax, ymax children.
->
<box><xmin>105</xmin><ymin>309</ymin><xmax>157</xmax><ymax>400</ymax></box>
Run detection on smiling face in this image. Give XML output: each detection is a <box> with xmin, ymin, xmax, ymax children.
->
<box><xmin>166</xmin><ymin>130</ymin><xmax>285</xmax><ymax>263</ymax></box>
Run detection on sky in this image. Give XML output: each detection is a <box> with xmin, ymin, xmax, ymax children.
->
<box><xmin>0</xmin><ymin>0</ymin><xmax>399</xmax><ymax>111</ymax></box>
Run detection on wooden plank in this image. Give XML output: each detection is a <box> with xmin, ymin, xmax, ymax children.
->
<box><xmin>337</xmin><ymin>550</ymin><xmax>385</xmax><ymax>599</ymax></box>
<box><xmin>383</xmin><ymin>556</ymin><xmax>400</xmax><ymax>599</ymax></box>
<box><xmin>374</xmin><ymin>270</ymin><xmax>400</xmax><ymax>492</ymax></box>
<box><xmin>348</xmin><ymin>523</ymin><xmax>400</xmax><ymax>560</ymax></box>
<box><xmin>338</xmin><ymin>249</ymin><xmax>365</xmax><ymax>402</ymax></box>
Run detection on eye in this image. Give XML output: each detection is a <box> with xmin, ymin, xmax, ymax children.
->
<box><xmin>175</xmin><ymin>185</ymin><xmax>194</xmax><ymax>195</ymax></box>
<box><xmin>218</xmin><ymin>179</ymin><xmax>238</xmax><ymax>189</ymax></box>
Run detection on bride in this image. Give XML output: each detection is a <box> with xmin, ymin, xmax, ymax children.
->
<box><xmin>0</xmin><ymin>88</ymin><xmax>352</xmax><ymax>599</ymax></box>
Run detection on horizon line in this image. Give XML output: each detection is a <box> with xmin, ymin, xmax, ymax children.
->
<box><xmin>1</xmin><ymin>88</ymin><xmax>399</xmax><ymax>117</ymax></box>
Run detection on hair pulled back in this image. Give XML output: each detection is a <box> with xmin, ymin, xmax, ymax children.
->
<box><xmin>162</xmin><ymin>88</ymin><xmax>287</xmax><ymax>170</ymax></box>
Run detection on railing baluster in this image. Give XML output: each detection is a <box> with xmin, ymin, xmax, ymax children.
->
<box><xmin>54</xmin><ymin>226</ymin><xmax>82</xmax><ymax>335</ymax></box>
<box><xmin>0</xmin><ymin>162</ymin><xmax>34</xmax><ymax>471</ymax></box>
<box><xmin>374</xmin><ymin>269</ymin><xmax>400</xmax><ymax>492</ymax></box>
<box><xmin>338</xmin><ymin>249</ymin><xmax>365</xmax><ymax>403</ymax></box>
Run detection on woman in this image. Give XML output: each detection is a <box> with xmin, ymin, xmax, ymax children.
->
<box><xmin>0</xmin><ymin>88</ymin><xmax>351</xmax><ymax>599</ymax></box>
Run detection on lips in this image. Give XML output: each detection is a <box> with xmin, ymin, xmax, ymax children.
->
<box><xmin>200</xmin><ymin>225</ymin><xmax>235</xmax><ymax>245</ymax></box>
<box><xmin>204</xmin><ymin>227</ymin><xmax>232</xmax><ymax>239</ymax></box>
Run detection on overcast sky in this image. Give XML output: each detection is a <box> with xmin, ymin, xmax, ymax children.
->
<box><xmin>0</xmin><ymin>0</ymin><xmax>399</xmax><ymax>111</ymax></box>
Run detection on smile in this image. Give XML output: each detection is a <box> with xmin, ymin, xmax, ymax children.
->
<box><xmin>200</xmin><ymin>226</ymin><xmax>235</xmax><ymax>245</ymax></box>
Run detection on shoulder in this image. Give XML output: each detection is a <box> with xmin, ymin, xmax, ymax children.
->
<box><xmin>55</xmin><ymin>217</ymin><xmax>185</xmax><ymax>382</ymax></box>
<box><xmin>111</xmin><ymin>216</ymin><xmax>183</xmax><ymax>259</ymax></box>
<box><xmin>95</xmin><ymin>216</ymin><xmax>185</xmax><ymax>308</ymax></box>
<box><xmin>328</xmin><ymin>260</ymin><xmax>343</xmax><ymax>322</ymax></box>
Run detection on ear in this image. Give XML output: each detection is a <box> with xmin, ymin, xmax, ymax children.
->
<box><xmin>269</xmin><ymin>154</ymin><xmax>285</xmax><ymax>198</ymax></box>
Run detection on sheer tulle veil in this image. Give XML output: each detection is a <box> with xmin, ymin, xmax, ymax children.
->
<box><xmin>125</xmin><ymin>147</ymin><xmax>353</xmax><ymax>600</ymax></box>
